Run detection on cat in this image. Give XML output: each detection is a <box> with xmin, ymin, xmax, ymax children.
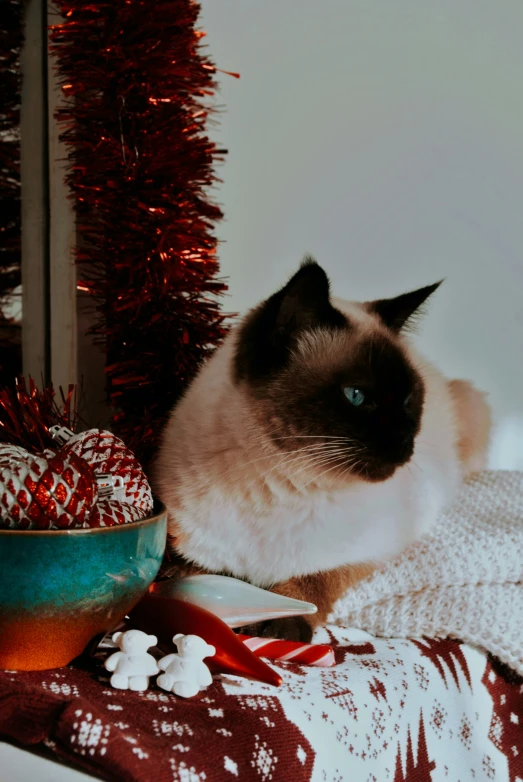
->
<box><xmin>151</xmin><ymin>258</ymin><xmax>491</xmax><ymax>642</ymax></box>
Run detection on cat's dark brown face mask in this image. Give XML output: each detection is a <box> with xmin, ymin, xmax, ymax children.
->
<box><xmin>233</xmin><ymin>259</ymin><xmax>441</xmax><ymax>484</ymax></box>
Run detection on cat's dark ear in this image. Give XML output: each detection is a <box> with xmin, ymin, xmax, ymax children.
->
<box><xmin>367</xmin><ymin>281</ymin><xmax>442</xmax><ymax>332</ymax></box>
<box><xmin>274</xmin><ymin>257</ymin><xmax>339</xmax><ymax>333</ymax></box>
<box><xmin>234</xmin><ymin>257</ymin><xmax>346</xmax><ymax>382</ymax></box>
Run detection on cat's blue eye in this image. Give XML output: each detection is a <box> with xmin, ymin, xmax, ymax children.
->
<box><xmin>344</xmin><ymin>387</ymin><xmax>365</xmax><ymax>407</ymax></box>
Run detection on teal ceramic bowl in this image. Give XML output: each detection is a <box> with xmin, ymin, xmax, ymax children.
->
<box><xmin>0</xmin><ymin>503</ymin><xmax>167</xmax><ymax>671</ymax></box>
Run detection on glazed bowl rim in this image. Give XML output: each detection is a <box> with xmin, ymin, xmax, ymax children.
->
<box><xmin>0</xmin><ymin>501</ymin><xmax>167</xmax><ymax>537</ymax></box>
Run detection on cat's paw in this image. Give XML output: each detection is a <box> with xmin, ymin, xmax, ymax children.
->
<box><xmin>241</xmin><ymin>616</ymin><xmax>313</xmax><ymax>643</ymax></box>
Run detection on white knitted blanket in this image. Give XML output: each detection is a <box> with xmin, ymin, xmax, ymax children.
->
<box><xmin>330</xmin><ymin>470</ymin><xmax>523</xmax><ymax>675</ymax></box>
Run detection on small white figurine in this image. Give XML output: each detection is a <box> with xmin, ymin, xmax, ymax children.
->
<box><xmin>157</xmin><ymin>633</ymin><xmax>216</xmax><ymax>698</ymax></box>
<box><xmin>104</xmin><ymin>629</ymin><xmax>159</xmax><ymax>691</ymax></box>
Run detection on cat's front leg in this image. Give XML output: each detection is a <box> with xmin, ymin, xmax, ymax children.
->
<box><xmin>239</xmin><ymin>562</ymin><xmax>375</xmax><ymax>642</ymax></box>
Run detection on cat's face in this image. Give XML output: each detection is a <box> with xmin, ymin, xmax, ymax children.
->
<box><xmin>233</xmin><ymin>259</ymin><xmax>440</xmax><ymax>484</ymax></box>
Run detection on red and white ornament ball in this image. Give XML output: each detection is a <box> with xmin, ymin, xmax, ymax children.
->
<box><xmin>0</xmin><ymin>429</ymin><xmax>154</xmax><ymax>531</ymax></box>
<box><xmin>88</xmin><ymin>500</ymin><xmax>146</xmax><ymax>528</ymax></box>
<box><xmin>62</xmin><ymin>429</ymin><xmax>153</xmax><ymax>513</ymax></box>
<box><xmin>0</xmin><ymin>444</ymin><xmax>98</xmax><ymax>530</ymax></box>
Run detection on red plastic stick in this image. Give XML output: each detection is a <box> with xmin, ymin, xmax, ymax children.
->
<box><xmin>129</xmin><ymin>594</ymin><xmax>282</xmax><ymax>687</ymax></box>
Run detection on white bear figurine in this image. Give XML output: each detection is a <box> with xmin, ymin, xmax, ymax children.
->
<box><xmin>157</xmin><ymin>633</ymin><xmax>216</xmax><ymax>698</ymax></box>
<box><xmin>104</xmin><ymin>629</ymin><xmax>159</xmax><ymax>691</ymax></box>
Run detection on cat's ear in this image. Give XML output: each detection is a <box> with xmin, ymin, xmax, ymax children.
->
<box><xmin>275</xmin><ymin>258</ymin><xmax>336</xmax><ymax>334</ymax></box>
<box><xmin>367</xmin><ymin>281</ymin><xmax>442</xmax><ymax>332</ymax></box>
<box><xmin>234</xmin><ymin>257</ymin><xmax>346</xmax><ymax>382</ymax></box>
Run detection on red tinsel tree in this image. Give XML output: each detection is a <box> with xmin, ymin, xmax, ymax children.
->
<box><xmin>49</xmin><ymin>0</ymin><xmax>234</xmax><ymax>464</ymax></box>
<box><xmin>0</xmin><ymin>0</ymin><xmax>22</xmax><ymax>385</ymax></box>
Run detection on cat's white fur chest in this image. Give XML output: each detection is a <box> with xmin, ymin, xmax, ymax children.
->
<box><xmin>170</xmin><ymin>435</ymin><xmax>458</xmax><ymax>586</ymax></box>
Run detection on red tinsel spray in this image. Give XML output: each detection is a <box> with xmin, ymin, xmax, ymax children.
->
<box><xmin>0</xmin><ymin>376</ymin><xmax>78</xmax><ymax>453</ymax></box>
<box><xmin>49</xmin><ymin>1</ymin><xmax>236</xmax><ymax>464</ymax></box>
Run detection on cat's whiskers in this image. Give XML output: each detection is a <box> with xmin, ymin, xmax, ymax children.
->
<box><xmin>412</xmin><ymin>445</ymin><xmax>446</xmax><ymax>470</ymax></box>
<box><xmin>246</xmin><ymin>434</ymin><xmax>353</xmax><ymax>451</ymax></box>
<box><xmin>265</xmin><ymin>445</ymin><xmax>359</xmax><ymax>484</ymax></box>
<box><xmin>193</xmin><ymin>442</ymin><xmax>354</xmax><ymax>492</ymax></box>
<box><xmin>240</xmin><ymin>434</ymin><xmax>356</xmax><ymax>466</ymax></box>
<box><xmin>261</xmin><ymin>445</ymin><xmax>352</xmax><ymax>484</ymax></box>
<box><xmin>283</xmin><ymin>447</ymin><xmax>361</xmax><ymax>485</ymax></box>
<box><xmin>190</xmin><ymin>444</ymin><xmax>323</xmax><ymax>492</ymax></box>
<box><xmin>264</xmin><ymin>443</ymin><xmax>352</xmax><ymax>475</ymax></box>
<box><xmin>335</xmin><ymin>458</ymin><xmax>364</xmax><ymax>486</ymax></box>
<box><xmin>297</xmin><ymin>453</ymin><xmax>362</xmax><ymax>491</ymax></box>
<box><xmin>406</xmin><ymin>463</ymin><xmax>421</xmax><ymax>487</ymax></box>
<box><xmin>407</xmin><ymin>457</ymin><xmax>433</xmax><ymax>504</ymax></box>
<box><xmin>270</xmin><ymin>435</ymin><xmax>353</xmax><ymax>440</ymax></box>
<box><xmin>407</xmin><ymin>458</ymin><xmax>425</xmax><ymax>476</ymax></box>
<box><xmin>340</xmin><ymin>458</ymin><xmax>363</xmax><ymax>479</ymax></box>
<box><xmin>415</xmin><ymin>437</ymin><xmax>440</xmax><ymax>452</ymax></box>
<box><xmin>261</xmin><ymin>437</ymin><xmax>358</xmax><ymax>479</ymax></box>
<box><xmin>278</xmin><ymin>443</ymin><xmax>357</xmax><ymax>463</ymax></box>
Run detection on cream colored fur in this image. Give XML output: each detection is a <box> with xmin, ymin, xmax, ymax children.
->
<box><xmin>152</xmin><ymin>298</ymin><xmax>489</xmax><ymax>588</ymax></box>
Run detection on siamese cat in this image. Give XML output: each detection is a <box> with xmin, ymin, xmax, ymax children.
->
<box><xmin>152</xmin><ymin>259</ymin><xmax>490</xmax><ymax>641</ymax></box>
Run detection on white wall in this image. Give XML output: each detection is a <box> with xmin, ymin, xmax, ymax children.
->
<box><xmin>201</xmin><ymin>0</ymin><xmax>523</xmax><ymax>469</ymax></box>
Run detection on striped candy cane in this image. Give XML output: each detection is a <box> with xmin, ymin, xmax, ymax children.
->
<box><xmin>238</xmin><ymin>635</ymin><xmax>335</xmax><ymax>667</ymax></box>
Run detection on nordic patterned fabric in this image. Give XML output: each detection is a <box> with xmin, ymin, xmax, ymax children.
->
<box><xmin>0</xmin><ymin>626</ymin><xmax>521</xmax><ymax>781</ymax></box>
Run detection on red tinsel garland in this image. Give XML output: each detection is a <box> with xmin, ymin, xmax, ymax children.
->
<box><xmin>0</xmin><ymin>0</ymin><xmax>22</xmax><ymax>385</ymax></box>
<box><xmin>49</xmin><ymin>0</ymin><xmax>235</xmax><ymax>464</ymax></box>
<box><xmin>0</xmin><ymin>376</ymin><xmax>78</xmax><ymax>453</ymax></box>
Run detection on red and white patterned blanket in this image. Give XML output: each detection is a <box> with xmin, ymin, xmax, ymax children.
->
<box><xmin>0</xmin><ymin>625</ymin><xmax>521</xmax><ymax>781</ymax></box>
